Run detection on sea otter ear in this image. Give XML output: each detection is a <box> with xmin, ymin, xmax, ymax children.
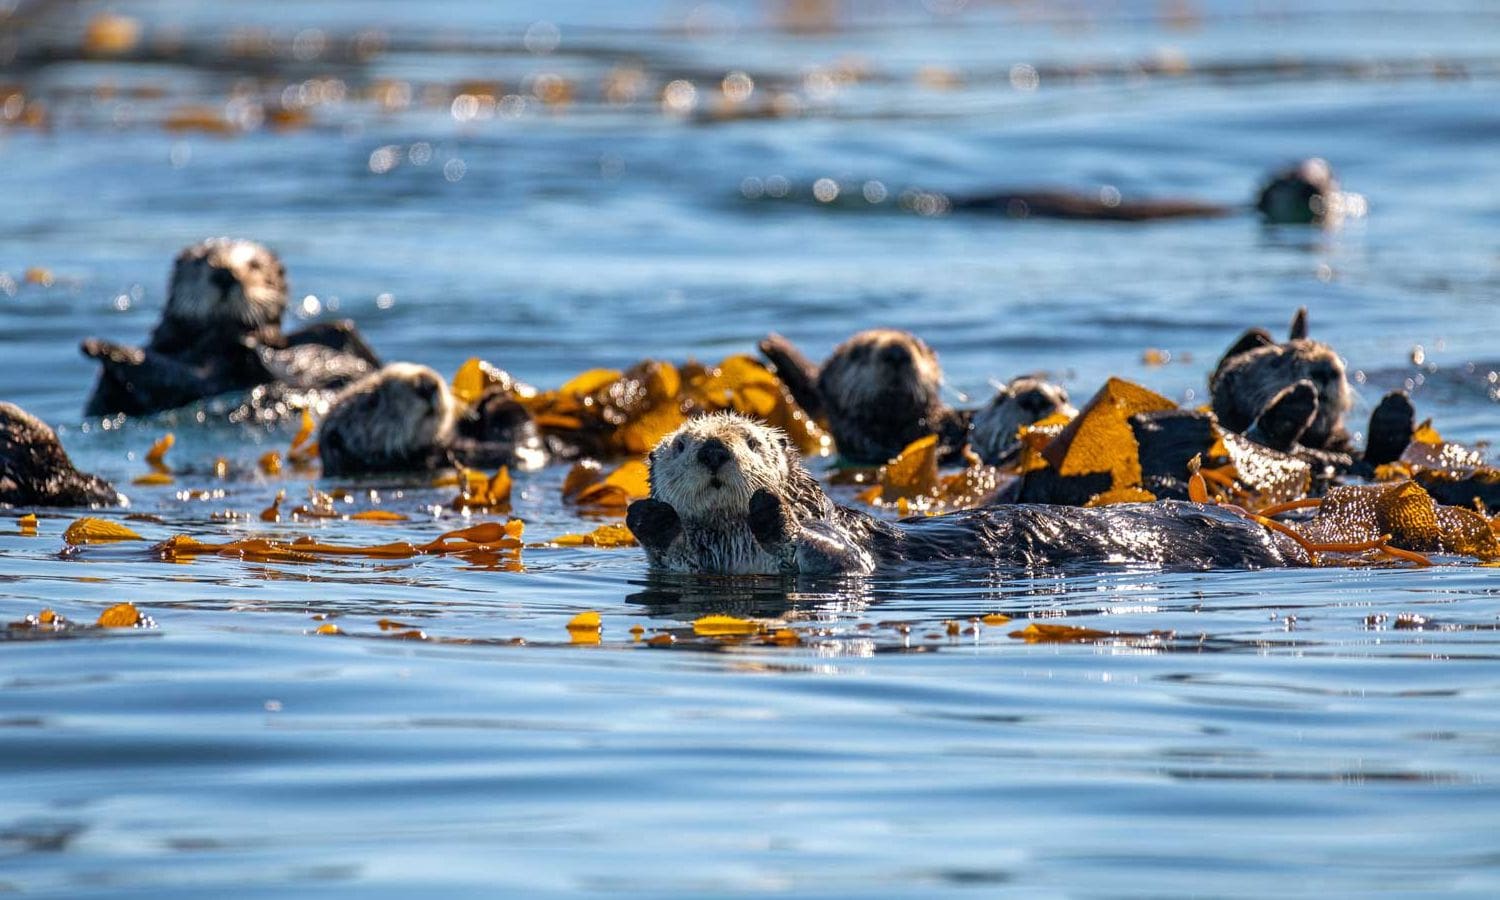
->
<box><xmin>1288</xmin><ymin>307</ymin><xmax>1309</xmax><ymax>341</ymax></box>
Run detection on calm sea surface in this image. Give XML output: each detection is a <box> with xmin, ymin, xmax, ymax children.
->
<box><xmin>3</xmin><ymin>1</ymin><xmax>1500</xmax><ymax>896</ymax></box>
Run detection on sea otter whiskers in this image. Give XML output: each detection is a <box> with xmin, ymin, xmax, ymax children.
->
<box><xmin>627</xmin><ymin>414</ymin><xmax>1290</xmax><ymax>576</ymax></box>
<box><xmin>82</xmin><ymin>239</ymin><xmax>381</xmax><ymax>418</ymax></box>
<box><xmin>318</xmin><ymin>363</ymin><xmax>546</xmax><ymax>477</ymax></box>
<box><xmin>1</xmin><ymin>403</ymin><xmax>120</xmax><ymax>507</ymax></box>
<box><xmin>760</xmin><ymin>329</ymin><xmax>967</xmax><ymax>465</ymax></box>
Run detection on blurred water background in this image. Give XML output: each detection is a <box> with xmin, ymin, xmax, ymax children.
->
<box><xmin>2</xmin><ymin>0</ymin><xmax>1500</xmax><ymax>896</ymax></box>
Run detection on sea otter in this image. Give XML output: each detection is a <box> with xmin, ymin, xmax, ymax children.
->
<box><xmin>1</xmin><ymin>402</ymin><xmax>120</xmax><ymax>507</ymax></box>
<box><xmin>1255</xmin><ymin>158</ymin><xmax>1341</xmax><ymax>225</ymax></box>
<box><xmin>1210</xmin><ymin>308</ymin><xmax>1353</xmax><ymax>455</ymax></box>
<box><xmin>318</xmin><ymin>363</ymin><xmax>545</xmax><ymax>477</ymax></box>
<box><xmin>82</xmin><ymin>238</ymin><xmax>381</xmax><ymax>417</ymax></box>
<box><xmin>969</xmin><ymin>376</ymin><xmax>1076</xmax><ymax>465</ymax></box>
<box><xmin>626</xmin><ymin>413</ymin><xmax>1289</xmax><ymax>576</ymax></box>
<box><xmin>758</xmin><ymin>329</ymin><xmax>968</xmax><ymax>465</ymax></box>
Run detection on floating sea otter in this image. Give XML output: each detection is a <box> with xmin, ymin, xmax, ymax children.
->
<box><xmin>318</xmin><ymin>363</ymin><xmax>545</xmax><ymax>477</ymax></box>
<box><xmin>626</xmin><ymin>413</ymin><xmax>1292</xmax><ymax>575</ymax></box>
<box><xmin>757</xmin><ymin>159</ymin><xmax>1353</xmax><ymax>226</ymax></box>
<box><xmin>1210</xmin><ymin>308</ymin><xmax>1353</xmax><ymax>456</ymax></box>
<box><xmin>0</xmin><ymin>402</ymin><xmax>119</xmax><ymax>507</ymax></box>
<box><xmin>82</xmin><ymin>238</ymin><xmax>381</xmax><ymax>417</ymax></box>
<box><xmin>758</xmin><ymin>329</ymin><xmax>1070</xmax><ymax>466</ymax></box>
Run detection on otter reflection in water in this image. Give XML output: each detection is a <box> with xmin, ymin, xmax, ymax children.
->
<box><xmin>82</xmin><ymin>238</ymin><xmax>382</xmax><ymax>418</ymax></box>
<box><xmin>626</xmin><ymin>413</ymin><xmax>1289</xmax><ymax>576</ymax></box>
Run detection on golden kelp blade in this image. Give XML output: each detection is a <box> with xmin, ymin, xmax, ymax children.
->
<box><xmin>567</xmin><ymin>610</ymin><xmax>602</xmax><ymax>644</ymax></box>
<box><xmin>350</xmin><ymin>510</ymin><xmax>410</xmax><ymax>522</ymax></box>
<box><xmin>145</xmin><ymin>432</ymin><xmax>174</xmax><ymax>466</ymax></box>
<box><xmin>550</xmin><ymin>523</ymin><xmax>637</xmax><ymax>547</ymax></box>
<box><xmin>18</xmin><ymin>513</ymin><xmax>38</xmax><ymax>535</ymax></box>
<box><xmin>1008</xmin><ymin>622</ymin><xmax>1115</xmax><ymax>643</ymax></box>
<box><xmin>64</xmin><ymin>517</ymin><xmax>144</xmax><ymax>544</ymax></box>
<box><xmin>1084</xmin><ymin>487</ymin><xmax>1157</xmax><ymax>507</ymax></box>
<box><xmin>96</xmin><ymin>602</ymin><xmax>142</xmax><ymax>628</ymax></box>
<box><xmin>573</xmin><ymin>460</ymin><xmax>649</xmax><ymax>509</ymax></box>
<box><xmin>691</xmin><ymin>614</ymin><xmax>761</xmax><ymax>636</ymax></box>
<box><xmin>132</xmin><ymin>472</ymin><xmax>174</xmax><ymax>486</ymax></box>
<box><xmin>1042</xmin><ymin>377</ymin><xmax>1177</xmax><ymax>491</ymax></box>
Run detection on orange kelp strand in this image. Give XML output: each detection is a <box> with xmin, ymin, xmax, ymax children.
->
<box><xmin>1188</xmin><ymin>471</ymin><xmax>1209</xmax><ymax>504</ymax></box>
<box><xmin>1377</xmin><ymin>544</ymin><xmax>1434</xmax><ymax>567</ymax></box>
<box><xmin>1256</xmin><ymin>498</ymin><xmax>1324</xmax><ymax>518</ymax></box>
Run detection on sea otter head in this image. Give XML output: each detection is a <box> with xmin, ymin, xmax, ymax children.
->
<box><xmin>318</xmin><ymin>363</ymin><xmax>457</xmax><ymax>476</ymax></box>
<box><xmin>163</xmin><ymin>238</ymin><xmax>287</xmax><ymax>335</ymax></box>
<box><xmin>970</xmin><ymin>376</ymin><xmax>1076</xmax><ymax>465</ymax></box>
<box><xmin>816</xmin><ymin>329</ymin><xmax>946</xmax><ymax>463</ymax></box>
<box><xmin>647</xmin><ymin>413</ymin><xmax>817</xmax><ymax>523</ymax></box>
<box><xmin>819</xmin><ymin>329</ymin><xmax>942</xmax><ymax>416</ymax></box>
<box><xmin>1255</xmin><ymin>158</ymin><xmax>1339</xmax><ymax>225</ymax></box>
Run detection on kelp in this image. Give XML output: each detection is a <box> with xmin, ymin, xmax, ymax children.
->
<box><xmin>153</xmin><ymin>519</ymin><xmax>526</xmax><ymax>564</ymax></box>
<box><xmin>565</xmin><ymin>459</ymin><xmax>650</xmax><ymax>511</ymax></box>
<box><xmin>549</xmin><ymin>523</ymin><xmax>637</xmax><ymax>547</ymax></box>
<box><xmin>500</xmin><ymin>355</ymin><xmax>828</xmax><ymax>458</ymax></box>
<box><xmin>854</xmin><ymin>436</ymin><xmax>1008</xmax><ymax>514</ymax></box>
<box><xmin>1017</xmin><ymin>378</ymin><xmax>1309</xmax><ymax>507</ymax></box>
<box><xmin>450</xmin><ymin>465</ymin><xmax>512</xmax><ymax>512</ymax></box>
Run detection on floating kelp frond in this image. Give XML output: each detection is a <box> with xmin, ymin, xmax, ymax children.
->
<box><xmin>515</xmin><ymin>355</ymin><xmax>827</xmax><ymax>459</ymax></box>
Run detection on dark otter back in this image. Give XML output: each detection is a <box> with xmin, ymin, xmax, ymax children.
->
<box><xmin>894</xmin><ymin>501</ymin><xmax>1287</xmax><ymax>571</ymax></box>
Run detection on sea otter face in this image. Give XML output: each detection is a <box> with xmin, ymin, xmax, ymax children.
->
<box><xmin>648</xmin><ymin>413</ymin><xmax>795</xmax><ymax>522</ymax></box>
<box><xmin>166</xmin><ymin>238</ymin><xmax>287</xmax><ymax>332</ymax></box>
<box><xmin>1256</xmin><ymin>158</ymin><xmax>1339</xmax><ymax>225</ymax></box>
<box><xmin>970</xmin><ymin>376</ymin><xmax>1076</xmax><ymax>464</ymax></box>
<box><xmin>818</xmin><ymin>329</ymin><xmax>942</xmax><ymax>415</ymax></box>
<box><xmin>816</xmin><ymin>329</ymin><xmax>946</xmax><ymax>462</ymax></box>
<box><xmin>318</xmin><ymin>363</ymin><xmax>457</xmax><ymax>475</ymax></box>
<box><xmin>1212</xmin><ymin>339</ymin><xmax>1351</xmax><ymax>449</ymax></box>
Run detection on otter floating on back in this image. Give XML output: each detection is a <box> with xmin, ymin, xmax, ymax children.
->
<box><xmin>1</xmin><ymin>402</ymin><xmax>120</xmax><ymax>507</ymax></box>
<box><xmin>82</xmin><ymin>238</ymin><xmax>382</xmax><ymax>418</ymax></box>
<box><xmin>626</xmin><ymin>413</ymin><xmax>1290</xmax><ymax>576</ymax></box>
<box><xmin>1210</xmin><ymin>308</ymin><xmax>1353</xmax><ymax>455</ymax></box>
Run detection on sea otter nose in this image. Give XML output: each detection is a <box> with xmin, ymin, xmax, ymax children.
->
<box><xmin>697</xmin><ymin>439</ymin><xmax>732</xmax><ymax>473</ymax></box>
<box><xmin>880</xmin><ymin>344</ymin><xmax>910</xmax><ymax>367</ymax></box>
<box><xmin>209</xmin><ymin>266</ymin><xmax>237</xmax><ymax>294</ymax></box>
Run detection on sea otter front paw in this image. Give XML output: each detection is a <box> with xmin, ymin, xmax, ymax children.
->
<box><xmin>1247</xmin><ymin>379</ymin><xmax>1318</xmax><ymax>451</ymax></box>
<box><xmin>747</xmin><ymin>488</ymin><xmax>791</xmax><ymax>549</ymax></box>
<box><xmin>80</xmin><ymin>338</ymin><xmax>144</xmax><ymax>366</ymax></box>
<box><xmin>626</xmin><ymin>498</ymin><xmax>682</xmax><ymax>551</ymax></box>
<box><xmin>1364</xmin><ymin>391</ymin><xmax>1415</xmax><ymax>467</ymax></box>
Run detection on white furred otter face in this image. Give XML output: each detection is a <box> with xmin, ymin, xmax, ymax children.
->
<box><xmin>971</xmin><ymin>376</ymin><xmax>1076</xmax><ymax>465</ymax></box>
<box><xmin>648</xmin><ymin>413</ymin><xmax>795</xmax><ymax>523</ymax></box>
<box><xmin>166</xmin><ymin>238</ymin><xmax>287</xmax><ymax>331</ymax></box>
<box><xmin>318</xmin><ymin>363</ymin><xmax>457</xmax><ymax>475</ymax></box>
<box><xmin>818</xmin><ymin>329</ymin><xmax>943</xmax><ymax>415</ymax></box>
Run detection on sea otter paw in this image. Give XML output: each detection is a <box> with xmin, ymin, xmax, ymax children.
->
<box><xmin>1364</xmin><ymin>391</ymin><xmax>1415</xmax><ymax>467</ymax></box>
<box><xmin>626</xmin><ymin>498</ymin><xmax>682</xmax><ymax>551</ymax></box>
<box><xmin>747</xmin><ymin>488</ymin><xmax>791</xmax><ymax>549</ymax></box>
<box><xmin>80</xmin><ymin>338</ymin><xmax>143</xmax><ymax>366</ymax></box>
<box><xmin>1247</xmin><ymin>379</ymin><xmax>1318</xmax><ymax>451</ymax></box>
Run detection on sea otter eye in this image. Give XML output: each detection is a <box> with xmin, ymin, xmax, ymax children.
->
<box><xmin>745</xmin><ymin>436</ymin><xmax>761</xmax><ymax>452</ymax></box>
<box><xmin>672</xmin><ymin>438</ymin><xmax>685</xmax><ymax>455</ymax></box>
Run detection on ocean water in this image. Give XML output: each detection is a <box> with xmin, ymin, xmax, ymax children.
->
<box><xmin>2</xmin><ymin>1</ymin><xmax>1499</xmax><ymax>896</ymax></box>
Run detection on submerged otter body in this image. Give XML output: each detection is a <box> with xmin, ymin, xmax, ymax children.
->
<box><xmin>627</xmin><ymin>414</ymin><xmax>1289</xmax><ymax>576</ymax></box>
<box><xmin>82</xmin><ymin>239</ymin><xmax>381</xmax><ymax>417</ymax></box>
<box><xmin>318</xmin><ymin>363</ymin><xmax>545</xmax><ymax>477</ymax></box>
<box><xmin>1</xmin><ymin>403</ymin><xmax>120</xmax><ymax>507</ymax></box>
